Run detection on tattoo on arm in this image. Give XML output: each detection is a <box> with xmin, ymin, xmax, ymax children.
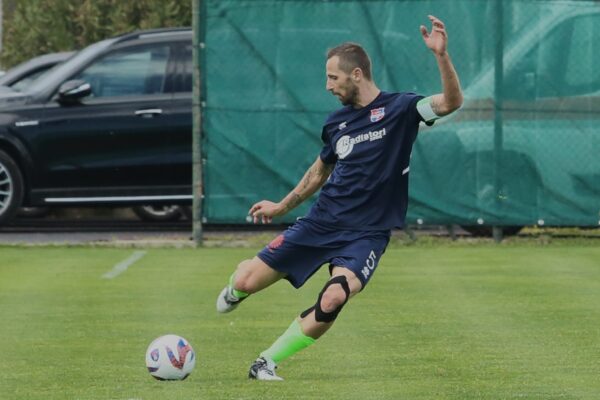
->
<box><xmin>281</xmin><ymin>160</ymin><xmax>334</xmax><ymax>212</ymax></box>
<box><xmin>314</xmin><ymin>161</ymin><xmax>334</xmax><ymax>181</ymax></box>
<box><xmin>300</xmin><ymin>167</ymin><xmax>314</xmax><ymax>192</ymax></box>
<box><xmin>284</xmin><ymin>193</ymin><xmax>303</xmax><ymax>212</ymax></box>
<box><xmin>301</xmin><ymin>161</ymin><xmax>332</xmax><ymax>191</ymax></box>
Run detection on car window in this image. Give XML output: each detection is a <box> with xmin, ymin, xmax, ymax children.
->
<box><xmin>27</xmin><ymin>39</ymin><xmax>116</xmax><ymax>95</ymax></box>
<box><xmin>11</xmin><ymin>68</ymin><xmax>51</xmax><ymax>92</ymax></box>
<box><xmin>504</xmin><ymin>18</ymin><xmax>569</xmax><ymax>99</ymax></box>
<box><xmin>74</xmin><ymin>44</ymin><xmax>170</xmax><ymax>98</ymax></box>
<box><xmin>504</xmin><ymin>13</ymin><xmax>600</xmax><ymax>99</ymax></box>
<box><xmin>175</xmin><ymin>43</ymin><xmax>192</xmax><ymax>93</ymax></box>
<box><xmin>564</xmin><ymin>14</ymin><xmax>600</xmax><ymax>94</ymax></box>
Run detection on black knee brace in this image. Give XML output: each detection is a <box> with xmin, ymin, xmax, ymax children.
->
<box><xmin>300</xmin><ymin>275</ymin><xmax>351</xmax><ymax>323</ymax></box>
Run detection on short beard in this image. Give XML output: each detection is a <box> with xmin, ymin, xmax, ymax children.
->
<box><xmin>340</xmin><ymin>80</ymin><xmax>359</xmax><ymax>106</ymax></box>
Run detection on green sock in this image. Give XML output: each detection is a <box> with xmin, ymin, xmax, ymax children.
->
<box><xmin>229</xmin><ymin>273</ymin><xmax>248</xmax><ymax>299</ymax></box>
<box><xmin>260</xmin><ymin>319</ymin><xmax>316</xmax><ymax>364</ymax></box>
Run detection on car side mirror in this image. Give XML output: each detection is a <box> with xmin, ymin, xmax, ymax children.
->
<box><xmin>58</xmin><ymin>80</ymin><xmax>92</xmax><ymax>103</ymax></box>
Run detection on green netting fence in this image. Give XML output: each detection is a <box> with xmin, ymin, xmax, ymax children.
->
<box><xmin>197</xmin><ymin>0</ymin><xmax>600</xmax><ymax>228</ymax></box>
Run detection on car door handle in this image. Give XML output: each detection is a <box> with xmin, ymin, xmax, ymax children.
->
<box><xmin>135</xmin><ymin>108</ymin><xmax>163</xmax><ymax>117</ymax></box>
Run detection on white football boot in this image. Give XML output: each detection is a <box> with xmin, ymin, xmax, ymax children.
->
<box><xmin>216</xmin><ymin>286</ymin><xmax>244</xmax><ymax>313</ymax></box>
<box><xmin>248</xmin><ymin>357</ymin><xmax>283</xmax><ymax>381</ymax></box>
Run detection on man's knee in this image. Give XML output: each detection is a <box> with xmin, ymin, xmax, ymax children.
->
<box><xmin>232</xmin><ymin>257</ymin><xmax>283</xmax><ymax>294</ymax></box>
<box><xmin>232</xmin><ymin>260</ymin><xmax>257</xmax><ymax>293</ymax></box>
<box><xmin>320</xmin><ymin>284</ymin><xmax>348</xmax><ymax>313</ymax></box>
<box><xmin>301</xmin><ymin>275</ymin><xmax>351</xmax><ymax>323</ymax></box>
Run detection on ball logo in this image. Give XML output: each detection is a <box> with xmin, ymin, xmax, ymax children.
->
<box><xmin>150</xmin><ymin>348</ymin><xmax>159</xmax><ymax>362</ymax></box>
<box><xmin>335</xmin><ymin>135</ymin><xmax>353</xmax><ymax>159</ymax></box>
<box><xmin>166</xmin><ymin>339</ymin><xmax>192</xmax><ymax>370</ymax></box>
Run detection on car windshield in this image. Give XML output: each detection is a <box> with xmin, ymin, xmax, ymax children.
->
<box><xmin>25</xmin><ymin>38</ymin><xmax>117</xmax><ymax>94</ymax></box>
<box><xmin>10</xmin><ymin>67</ymin><xmax>54</xmax><ymax>92</ymax></box>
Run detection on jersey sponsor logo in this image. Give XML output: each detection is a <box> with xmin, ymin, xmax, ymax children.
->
<box><xmin>370</xmin><ymin>107</ymin><xmax>385</xmax><ymax>122</ymax></box>
<box><xmin>361</xmin><ymin>250</ymin><xmax>378</xmax><ymax>279</ymax></box>
<box><xmin>335</xmin><ymin>128</ymin><xmax>387</xmax><ymax>159</ymax></box>
<box><xmin>336</xmin><ymin>136</ymin><xmax>353</xmax><ymax>159</ymax></box>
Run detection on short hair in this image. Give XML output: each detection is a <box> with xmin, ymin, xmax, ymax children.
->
<box><xmin>327</xmin><ymin>42</ymin><xmax>372</xmax><ymax>81</ymax></box>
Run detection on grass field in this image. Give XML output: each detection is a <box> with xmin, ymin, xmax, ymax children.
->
<box><xmin>1</xmin><ymin>241</ymin><xmax>600</xmax><ymax>399</ymax></box>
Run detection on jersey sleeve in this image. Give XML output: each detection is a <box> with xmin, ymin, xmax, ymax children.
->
<box><xmin>319</xmin><ymin>126</ymin><xmax>337</xmax><ymax>164</ymax></box>
<box><xmin>400</xmin><ymin>93</ymin><xmax>428</xmax><ymax>144</ymax></box>
<box><xmin>403</xmin><ymin>93</ymin><xmax>437</xmax><ymax>126</ymax></box>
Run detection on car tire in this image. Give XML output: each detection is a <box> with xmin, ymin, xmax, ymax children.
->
<box><xmin>0</xmin><ymin>150</ymin><xmax>24</xmax><ymax>225</ymax></box>
<box><xmin>461</xmin><ymin>225</ymin><xmax>523</xmax><ymax>237</ymax></box>
<box><xmin>132</xmin><ymin>205</ymin><xmax>183</xmax><ymax>222</ymax></box>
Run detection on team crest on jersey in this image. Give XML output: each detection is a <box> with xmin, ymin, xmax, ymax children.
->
<box><xmin>370</xmin><ymin>107</ymin><xmax>385</xmax><ymax>122</ymax></box>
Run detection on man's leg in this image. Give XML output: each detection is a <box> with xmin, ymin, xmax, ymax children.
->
<box><xmin>298</xmin><ymin>266</ymin><xmax>363</xmax><ymax>338</ymax></box>
<box><xmin>216</xmin><ymin>256</ymin><xmax>285</xmax><ymax>313</ymax></box>
<box><xmin>233</xmin><ymin>256</ymin><xmax>287</xmax><ymax>294</ymax></box>
<box><xmin>250</xmin><ymin>267</ymin><xmax>362</xmax><ymax>380</ymax></box>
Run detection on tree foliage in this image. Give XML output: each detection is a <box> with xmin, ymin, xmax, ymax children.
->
<box><xmin>1</xmin><ymin>0</ymin><xmax>191</xmax><ymax>68</ymax></box>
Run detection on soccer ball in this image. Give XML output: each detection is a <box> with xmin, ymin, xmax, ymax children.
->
<box><xmin>145</xmin><ymin>334</ymin><xmax>196</xmax><ymax>380</ymax></box>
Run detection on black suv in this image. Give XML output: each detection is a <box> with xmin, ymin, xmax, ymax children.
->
<box><xmin>0</xmin><ymin>28</ymin><xmax>193</xmax><ymax>224</ymax></box>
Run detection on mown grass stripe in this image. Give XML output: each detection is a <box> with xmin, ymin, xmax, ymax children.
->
<box><xmin>101</xmin><ymin>250</ymin><xmax>147</xmax><ymax>279</ymax></box>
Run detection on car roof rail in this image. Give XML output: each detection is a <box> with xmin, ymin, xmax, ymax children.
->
<box><xmin>113</xmin><ymin>27</ymin><xmax>192</xmax><ymax>43</ymax></box>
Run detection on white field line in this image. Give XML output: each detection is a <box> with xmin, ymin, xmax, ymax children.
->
<box><xmin>102</xmin><ymin>251</ymin><xmax>147</xmax><ymax>279</ymax></box>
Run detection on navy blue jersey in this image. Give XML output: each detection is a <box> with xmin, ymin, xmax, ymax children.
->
<box><xmin>305</xmin><ymin>91</ymin><xmax>424</xmax><ymax>230</ymax></box>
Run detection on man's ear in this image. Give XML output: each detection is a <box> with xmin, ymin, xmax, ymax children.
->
<box><xmin>352</xmin><ymin>67</ymin><xmax>362</xmax><ymax>82</ymax></box>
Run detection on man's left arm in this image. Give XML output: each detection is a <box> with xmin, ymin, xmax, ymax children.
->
<box><xmin>418</xmin><ymin>15</ymin><xmax>463</xmax><ymax>119</ymax></box>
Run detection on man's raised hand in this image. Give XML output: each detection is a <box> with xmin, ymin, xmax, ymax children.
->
<box><xmin>420</xmin><ymin>15</ymin><xmax>448</xmax><ymax>56</ymax></box>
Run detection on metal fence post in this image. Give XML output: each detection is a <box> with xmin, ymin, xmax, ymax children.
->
<box><xmin>192</xmin><ymin>0</ymin><xmax>204</xmax><ymax>247</ymax></box>
<box><xmin>493</xmin><ymin>0</ymin><xmax>504</xmax><ymax>243</ymax></box>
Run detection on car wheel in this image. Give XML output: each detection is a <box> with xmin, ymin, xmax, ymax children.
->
<box><xmin>132</xmin><ymin>205</ymin><xmax>183</xmax><ymax>222</ymax></box>
<box><xmin>461</xmin><ymin>225</ymin><xmax>523</xmax><ymax>237</ymax></box>
<box><xmin>0</xmin><ymin>150</ymin><xmax>24</xmax><ymax>224</ymax></box>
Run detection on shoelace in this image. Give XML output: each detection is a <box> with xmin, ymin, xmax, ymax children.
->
<box><xmin>257</xmin><ymin>359</ymin><xmax>277</xmax><ymax>375</ymax></box>
<box><xmin>224</xmin><ymin>287</ymin><xmax>240</xmax><ymax>304</ymax></box>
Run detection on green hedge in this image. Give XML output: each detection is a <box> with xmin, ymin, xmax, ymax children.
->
<box><xmin>1</xmin><ymin>0</ymin><xmax>191</xmax><ymax>68</ymax></box>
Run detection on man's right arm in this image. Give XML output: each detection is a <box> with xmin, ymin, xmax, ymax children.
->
<box><xmin>249</xmin><ymin>156</ymin><xmax>334</xmax><ymax>224</ymax></box>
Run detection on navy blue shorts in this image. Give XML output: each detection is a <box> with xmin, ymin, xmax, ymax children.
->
<box><xmin>257</xmin><ymin>218</ymin><xmax>391</xmax><ymax>289</ymax></box>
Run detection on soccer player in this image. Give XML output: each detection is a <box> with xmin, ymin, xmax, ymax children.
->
<box><xmin>216</xmin><ymin>15</ymin><xmax>463</xmax><ymax>380</ymax></box>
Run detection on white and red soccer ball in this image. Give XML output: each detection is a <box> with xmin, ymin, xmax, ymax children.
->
<box><xmin>145</xmin><ymin>334</ymin><xmax>196</xmax><ymax>380</ymax></box>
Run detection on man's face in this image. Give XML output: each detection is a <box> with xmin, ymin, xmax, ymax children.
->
<box><xmin>326</xmin><ymin>56</ymin><xmax>359</xmax><ymax>106</ymax></box>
